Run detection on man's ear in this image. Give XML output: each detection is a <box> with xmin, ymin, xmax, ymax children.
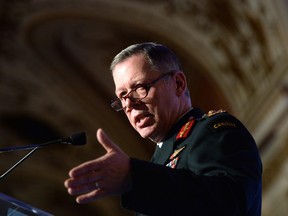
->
<box><xmin>174</xmin><ymin>72</ymin><xmax>187</xmax><ymax>96</ymax></box>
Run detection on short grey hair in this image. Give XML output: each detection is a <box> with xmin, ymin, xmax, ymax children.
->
<box><xmin>110</xmin><ymin>42</ymin><xmax>183</xmax><ymax>74</ymax></box>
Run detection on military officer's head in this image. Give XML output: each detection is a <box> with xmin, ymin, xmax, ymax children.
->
<box><xmin>110</xmin><ymin>42</ymin><xmax>192</xmax><ymax>143</ymax></box>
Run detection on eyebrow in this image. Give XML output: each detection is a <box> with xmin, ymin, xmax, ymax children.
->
<box><xmin>117</xmin><ymin>82</ymin><xmax>149</xmax><ymax>98</ymax></box>
<box><xmin>115</xmin><ymin>77</ymin><xmax>150</xmax><ymax>95</ymax></box>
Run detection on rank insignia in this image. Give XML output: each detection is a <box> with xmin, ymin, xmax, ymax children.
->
<box><xmin>176</xmin><ymin>118</ymin><xmax>195</xmax><ymax>140</ymax></box>
<box><xmin>206</xmin><ymin>109</ymin><xmax>227</xmax><ymax>117</ymax></box>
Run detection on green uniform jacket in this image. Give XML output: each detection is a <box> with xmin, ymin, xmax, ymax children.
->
<box><xmin>122</xmin><ymin>108</ymin><xmax>262</xmax><ymax>216</ymax></box>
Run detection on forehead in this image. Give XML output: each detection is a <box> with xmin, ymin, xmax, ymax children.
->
<box><xmin>112</xmin><ymin>54</ymin><xmax>156</xmax><ymax>90</ymax></box>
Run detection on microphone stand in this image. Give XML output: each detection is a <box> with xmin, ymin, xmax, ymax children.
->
<box><xmin>0</xmin><ymin>147</ymin><xmax>39</xmax><ymax>180</ymax></box>
<box><xmin>0</xmin><ymin>132</ymin><xmax>86</xmax><ymax>180</ymax></box>
<box><xmin>0</xmin><ymin>139</ymin><xmax>62</xmax><ymax>153</ymax></box>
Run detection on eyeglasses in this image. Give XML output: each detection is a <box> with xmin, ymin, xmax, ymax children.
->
<box><xmin>110</xmin><ymin>71</ymin><xmax>175</xmax><ymax>112</ymax></box>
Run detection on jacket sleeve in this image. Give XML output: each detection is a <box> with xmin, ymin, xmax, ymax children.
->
<box><xmin>121</xmin><ymin>114</ymin><xmax>262</xmax><ymax>216</ymax></box>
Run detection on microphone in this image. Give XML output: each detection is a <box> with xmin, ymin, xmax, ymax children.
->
<box><xmin>0</xmin><ymin>132</ymin><xmax>86</xmax><ymax>180</ymax></box>
<box><xmin>0</xmin><ymin>132</ymin><xmax>86</xmax><ymax>153</ymax></box>
<box><xmin>61</xmin><ymin>132</ymin><xmax>86</xmax><ymax>146</ymax></box>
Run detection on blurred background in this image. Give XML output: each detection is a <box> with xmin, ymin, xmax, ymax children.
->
<box><xmin>0</xmin><ymin>0</ymin><xmax>287</xmax><ymax>215</ymax></box>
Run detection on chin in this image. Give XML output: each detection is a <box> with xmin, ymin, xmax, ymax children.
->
<box><xmin>138</xmin><ymin>128</ymin><xmax>162</xmax><ymax>142</ymax></box>
<box><xmin>138</xmin><ymin>130</ymin><xmax>152</xmax><ymax>139</ymax></box>
<box><xmin>137</xmin><ymin>126</ymin><xmax>155</xmax><ymax>139</ymax></box>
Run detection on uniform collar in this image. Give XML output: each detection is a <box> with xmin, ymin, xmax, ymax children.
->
<box><xmin>151</xmin><ymin>108</ymin><xmax>204</xmax><ymax>164</ymax></box>
<box><xmin>162</xmin><ymin>107</ymin><xmax>204</xmax><ymax>142</ymax></box>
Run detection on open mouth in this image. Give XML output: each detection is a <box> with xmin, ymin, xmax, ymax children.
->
<box><xmin>135</xmin><ymin>112</ymin><xmax>153</xmax><ymax>126</ymax></box>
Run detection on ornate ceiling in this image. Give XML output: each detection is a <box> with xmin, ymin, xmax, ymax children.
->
<box><xmin>0</xmin><ymin>0</ymin><xmax>288</xmax><ymax>215</ymax></box>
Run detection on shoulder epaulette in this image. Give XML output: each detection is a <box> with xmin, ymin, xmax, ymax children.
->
<box><xmin>201</xmin><ymin>109</ymin><xmax>238</xmax><ymax>130</ymax></box>
<box><xmin>207</xmin><ymin>109</ymin><xmax>227</xmax><ymax>117</ymax></box>
<box><xmin>201</xmin><ymin>109</ymin><xmax>227</xmax><ymax>120</ymax></box>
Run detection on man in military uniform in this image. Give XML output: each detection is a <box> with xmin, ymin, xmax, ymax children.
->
<box><xmin>64</xmin><ymin>42</ymin><xmax>262</xmax><ymax>216</ymax></box>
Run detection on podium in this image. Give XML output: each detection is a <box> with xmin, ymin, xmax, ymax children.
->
<box><xmin>0</xmin><ymin>193</ymin><xmax>53</xmax><ymax>216</ymax></box>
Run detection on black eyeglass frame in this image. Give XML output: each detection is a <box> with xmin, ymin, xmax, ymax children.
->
<box><xmin>110</xmin><ymin>70</ymin><xmax>176</xmax><ymax>112</ymax></box>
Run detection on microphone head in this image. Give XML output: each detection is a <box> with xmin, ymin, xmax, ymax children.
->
<box><xmin>62</xmin><ymin>132</ymin><xmax>86</xmax><ymax>145</ymax></box>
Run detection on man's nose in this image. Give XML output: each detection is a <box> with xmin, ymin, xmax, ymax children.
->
<box><xmin>123</xmin><ymin>97</ymin><xmax>140</xmax><ymax>111</ymax></box>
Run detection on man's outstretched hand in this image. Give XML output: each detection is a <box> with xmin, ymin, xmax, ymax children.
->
<box><xmin>64</xmin><ymin>128</ymin><xmax>131</xmax><ymax>204</ymax></box>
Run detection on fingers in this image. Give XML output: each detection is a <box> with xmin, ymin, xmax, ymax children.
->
<box><xmin>66</xmin><ymin>179</ymin><xmax>100</xmax><ymax>196</ymax></box>
<box><xmin>65</xmin><ymin>128</ymin><xmax>131</xmax><ymax>204</ymax></box>
<box><xmin>65</xmin><ymin>171</ymin><xmax>100</xmax><ymax>188</ymax></box>
<box><xmin>65</xmin><ymin>174</ymin><xmax>113</xmax><ymax>203</ymax></box>
<box><xmin>64</xmin><ymin>170</ymin><xmax>104</xmax><ymax>203</ymax></box>
<box><xmin>75</xmin><ymin>188</ymin><xmax>107</xmax><ymax>204</ymax></box>
<box><xmin>68</xmin><ymin>158</ymin><xmax>101</xmax><ymax>178</ymax></box>
<box><xmin>66</xmin><ymin>179</ymin><xmax>106</xmax><ymax>204</ymax></box>
<box><xmin>68</xmin><ymin>129</ymin><xmax>117</xmax><ymax>178</ymax></box>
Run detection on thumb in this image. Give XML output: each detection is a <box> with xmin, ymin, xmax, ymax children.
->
<box><xmin>96</xmin><ymin>128</ymin><xmax>119</xmax><ymax>153</ymax></box>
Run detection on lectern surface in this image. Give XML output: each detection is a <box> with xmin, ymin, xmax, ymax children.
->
<box><xmin>0</xmin><ymin>193</ymin><xmax>53</xmax><ymax>216</ymax></box>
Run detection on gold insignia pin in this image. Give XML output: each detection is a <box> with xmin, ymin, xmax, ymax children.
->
<box><xmin>207</xmin><ymin>109</ymin><xmax>226</xmax><ymax>117</ymax></box>
<box><xmin>169</xmin><ymin>146</ymin><xmax>186</xmax><ymax>160</ymax></box>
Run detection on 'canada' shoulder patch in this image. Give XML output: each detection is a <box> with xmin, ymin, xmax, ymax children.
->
<box><xmin>213</xmin><ymin>121</ymin><xmax>236</xmax><ymax>129</ymax></box>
